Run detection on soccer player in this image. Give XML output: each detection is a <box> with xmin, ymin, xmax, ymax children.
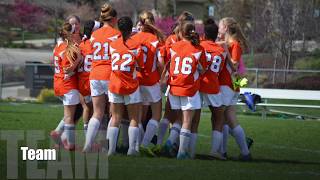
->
<box><xmin>66</xmin><ymin>15</ymin><xmax>82</xmax><ymax>44</ymax></box>
<box><xmin>199</xmin><ymin>18</ymin><xmax>226</xmax><ymax>159</ymax></box>
<box><xmin>107</xmin><ymin>16</ymin><xmax>144</xmax><ymax>156</ymax></box>
<box><xmin>167</xmin><ymin>21</ymin><xmax>207</xmax><ymax>159</ymax></box>
<box><xmin>131</xmin><ymin>11</ymin><xmax>165</xmax><ymax>155</ymax></box>
<box><xmin>159</xmin><ymin>12</ymin><xmax>195</xmax><ymax>156</ymax></box>
<box><xmin>52</xmin><ymin>22</ymin><xmax>82</xmax><ymax>150</ymax></box>
<box><xmin>218</xmin><ymin>17</ymin><xmax>252</xmax><ymax>160</ymax></box>
<box><xmin>83</xmin><ymin>3</ymin><xmax>121</xmax><ymax>152</ymax></box>
<box><xmin>78</xmin><ymin>20</ymin><xmax>103</xmax><ymax>136</ymax></box>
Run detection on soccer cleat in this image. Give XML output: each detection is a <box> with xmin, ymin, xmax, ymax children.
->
<box><xmin>82</xmin><ymin>143</ymin><xmax>102</xmax><ymax>153</ymax></box>
<box><xmin>127</xmin><ymin>149</ymin><xmax>139</xmax><ymax>156</ymax></box>
<box><xmin>151</xmin><ymin>145</ymin><xmax>162</xmax><ymax>156</ymax></box>
<box><xmin>177</xmin><ymin>152</ymin><xmax>191</xmax><ymax>160</ymax></box>
<box><xmin>239</xmin><ymin>153</ymin><xmax>252</xmax><ymax>161</ymax></box>
<box><xmin>210</xmin><ymin>151</ymin><xmax>227</xmax><ymax>160</ymax></box>
<box><xmin>162</xmin><ymin>140</ymin><xmax>179</xmax><ymax>158</ymax></box>
<box><xmin>162</xmin><ymin>140</ymin><xmax>173</xmax><ymax>157</ymax></box>
<box><xmin>246</xmin><ymin>137</ymin><xmax>254</xmax><ymax>149</ymax></box>
<box><xmin>50</xmin><ymin>130</ymin><xmax>61</xmax><ymax>146</ymax></box>
<box><xmin>139</xmin><ymin>146</ymin><xmax>156</xmax><ymax>157</ymax></box>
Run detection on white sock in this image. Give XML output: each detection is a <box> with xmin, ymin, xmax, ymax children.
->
<box><xmin>178</xmin><ymin>128</ymin><xmax>191</xmax><ymax>155</ymax></box>
<box><xmin>189</xmin><ymin>133</ymin><xmax>197</xmax><ymax>158</ymax></box>
<box><xmin>211</xmin><ymin>130</ymin><xmax>223</xmax><ymax>153</ymax></box>
<box><xmin>220</xmin><ymin>125</ymin><xmax>229</xmax><ymax>154</ymax></box>
<box><xmin>55</xmin><ymin>119</ymin><xmax>65</xmax><ymax>133</ymax></box>
<box><xmin>168</xmin><ymin>122</ymin><xmax>181</xmax><ymax>145</ymax></box>
<box><xmin>121</xmin><ymin>120</ymin><xmax>129</xmax><ymax>148</ymax></box>
<box><xmin>142</xmin><ymin>119</ymin><xmax>159</xmax><ymax>147</ymax></box>
<box><xmin>106</xmin><ymin>118</ymin><xmax>112</xmax><ymax>139</ymax></box>
<box><xmin>107</xmin><ymin>127</ymin><xmax>119</xmax><ymax>155</ymax></box>
<box><xmin>157</xmin><ymin>118</ymin><xmax>169</xmax><ymax>145</ymax></box>
<box><xmin>231</xmin><ymin>125</ymin><xmax>250</xmax><ymax>156</ymax></box>
<box><xmin>128</xmin><ymin>126</ymin><xmax>139</xmax><ymax>153</ymax></box>
<box><xmin>83</xmin><ymin>118</ymin><xmax>100</xmax><ymax>151</ymax></box>
<box><xmin>138</xmin><ymin>123</ymin><xmax>144</xmax><ymax>144</ymax></box>
<box><xmin>61</xmin><ymin>131</ymin><xmax>67</xmax><ymax>143</ymax></box>
<box><xmin>83</xmin><ymin>123</ymin><xmax>88</xmax><ymax>136</ymax></box>
<box><xmin>64</xmin><ymin>124</ymin><xmax>75</xmax><ymax>146</ymax></box>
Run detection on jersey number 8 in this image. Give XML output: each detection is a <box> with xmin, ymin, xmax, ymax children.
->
<box><xmin>206</xmin><ymin>53</ymin><xmax>222</xmax><ymax>73</ymax></box>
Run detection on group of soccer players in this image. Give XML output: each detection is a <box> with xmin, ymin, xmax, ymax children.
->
<box><xmin>50</xmin><ymin>3</ymin><xmax>252</xmax><ymax>160</ymax></box>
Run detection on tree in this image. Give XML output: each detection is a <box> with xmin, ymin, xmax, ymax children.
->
<box><xmin>9</xmin><ymin>0</ymin><xmax>47</xmax><ymax>44</ymax></box>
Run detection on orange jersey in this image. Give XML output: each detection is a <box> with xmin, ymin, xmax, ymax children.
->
<box><xmin>109</xmin><ymin>37</ymin><xmax>143</xmax><ymax>95</ymax></box>
<box><xmin>219</xmin><ymin>41</ymin><xmax>242</xmax><ymax>91</ymax></box>
<box><xmin>200</xmin><ymin>40</ymin><xmax>226</xmax><ymax>94</ymax></box>
<box><xmin>168</xmin><ymin>40</ymin><xmax>207</xmax><ymax>97</ymax></box>
<box><xmin>164</xmin><ymin>34</ymin><xmax>178</xmax><ymax>64</ymax></box>
<box><xmin>131</xmin><ymin>32</ymin><xmax>162</xmax><ymax>86</ymax></box>
<box><xmin>78</xmin><ymin>39</ymin><xmax>93</xmax><ymax>96</ymax></box>
<box><xmin>89</xmin><ymin>26</ymin><xmax>121</xmax><ymax>81</ymax></box>
<box><xmin>53</xmin><ymin>41</ymin><xmax>78</xmax><ymax>96</ymax></box>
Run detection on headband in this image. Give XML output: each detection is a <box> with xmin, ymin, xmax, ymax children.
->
<box><xmin>93</xmin><ymin>21</ymin><xmax>101</xmax><ymax>31</ymax></box>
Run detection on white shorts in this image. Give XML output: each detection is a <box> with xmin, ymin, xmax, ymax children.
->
<box><xmin>83</xmin><ymin>95</ymin><xmax>92</xmax><ymax>104</ymax></box>
<box><xmin>220</xmin><ymin>85</ymin><xmax>239</xmax><ymax>106</ymax></box>
<box><xmin>201</xmin><ymin>92</ymin><xmax>223</xmax><ymax>108</ymax></box>
<box><xmin>108</xmin><ymin>87</ymin><xmax>142</xmax><ymax>105</ymax></box>
<box><xmin>61</xmin><ymin>89</ymin><xmax>80</xmax><ymax>106</ymax></box>
<box><xmin>140</xmin><ymin>83</ymin><xmax>162</xmax><ymax>105</ymax></box>
<box><xmin>90</xmin><ymin>80</ymin><xmax>109</xmax><ymax>97</ymax></box>
<box><xmin>168</xmin><ymin>91</ymin><xmax>201</xmax><ymax>110</ymax></box>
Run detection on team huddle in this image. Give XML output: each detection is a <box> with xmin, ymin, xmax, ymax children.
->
<box><xmin>51</xmin><ymin>3</ymin><xmax>252</xmax><ymax>160</ymax></box>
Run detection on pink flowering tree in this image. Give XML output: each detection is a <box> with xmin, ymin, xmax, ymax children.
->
<box><xmin>155</xmin><ymin>17</ymin><xmax>204</xmax><ymax>37</ymax></box>
<box><xmin>10</xmin><ymin>0</ymin><xmax>47</xmax><ymax>44</ymax></box>
<box><xmin>155</xmin><ymin>17</ymin><xmax>176</xmax><ymax>36</ymax></box>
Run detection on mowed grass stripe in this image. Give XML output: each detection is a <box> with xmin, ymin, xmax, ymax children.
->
<box><xmin>0</xmin><ymin>102</ymin><xmax>320</xmax><ymax>179</ymax></box>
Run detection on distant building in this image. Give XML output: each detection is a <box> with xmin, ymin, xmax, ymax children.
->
<box><xmin>176</xmin><ymin>0</ymin><xmax>208</xmax><ymax>20</ymax></box>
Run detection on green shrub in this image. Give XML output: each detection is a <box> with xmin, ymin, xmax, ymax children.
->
<box><xmin>294</xmin><ymin>49</ymin><xmax>320</xmax><ymax>70</ymax></box>
<box><xmin>37</xmin><ymin>89</ymin><xmax>60</xmax><ymax>103</ymax></box>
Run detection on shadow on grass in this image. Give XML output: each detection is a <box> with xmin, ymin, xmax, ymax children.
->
<box><xmin>195</xmin><ymin>154</ymin><xmax>320</xmax><ymax>166</ymax></box>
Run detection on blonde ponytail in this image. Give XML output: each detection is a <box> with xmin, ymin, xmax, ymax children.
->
<box><xmin>59</xmin><ymin>22</ymin><xmax>80</xmax><ymax>66</ymax></box>
<box><xmin>139</xmin><ymin>11</ymin><xmax>165</xmax><ymax>43</ymax></box>
<box><xmin>221</xmin><ymin>17</ymin><xmax>248</xmax><ymax>50</ymax></box>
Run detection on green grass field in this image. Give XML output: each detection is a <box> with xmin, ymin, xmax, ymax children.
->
<box><xmin>1</xmin><ymin>102</ymin><xmax>320</xmax><ymax>180</ymax></box>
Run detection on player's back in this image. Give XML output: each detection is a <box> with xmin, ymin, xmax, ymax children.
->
<box><xmin>53</xmin><ymin>42</ymin><xmax>78</xmax><ymax>96</ymax></box>
<box><xmin>90</xmin><ymin>26</ymin><xmax>121</xmax><ymax>80</ymax></box>
<box><xmin>131</xmin><ymin>31</ymin><xmax>162</xmax><ymax>86</ymax></box>
<box><xmin>109</xmin><ymin>37</ymin><xmax>143</xmax><ymax>95</ymax></box>
<box><xmin>200</xmin><ymin>40</ymin><xmax>226</xmax><ymax>94</ymax></box>
<box><xmin>168</xmin><ymin>40</ymin><xmax>205</xmax><ymax>96</ymax></box>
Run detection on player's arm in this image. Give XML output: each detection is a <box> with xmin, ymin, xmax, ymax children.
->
<box><xmin>135</xmin><ymin>46</ymin><xmax>144</xmax><ymax>72</ymax></box>
<box><xmin>216</xmin><ymin>41</ymin><xmax>237</xmax><ymax>72</ymax></box>
<box><xmin>198</xmin><ymin>49</ymin><xmax>208</xmax><ymax>74</ymax></box>
<box><xmin>157</xmin><ymin>44</ymin><xmax>166</xmax><ymax>77</ymax></box>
